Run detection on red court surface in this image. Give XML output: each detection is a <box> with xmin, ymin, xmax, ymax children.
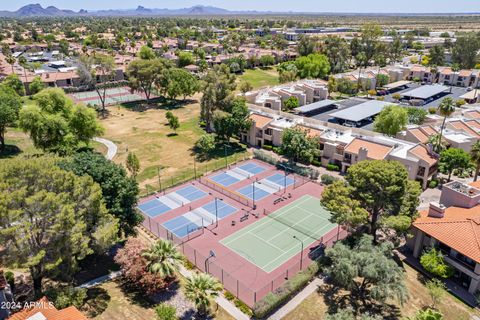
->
<box><xmin>137</xmin><ymin>159</ymin><xmax>347</xmax><ymax>307</ymax></box>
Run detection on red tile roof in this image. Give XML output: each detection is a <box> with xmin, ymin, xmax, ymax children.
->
<box><xmin>344</xmin><ymin>138</ymin><xmax>392</xmax><ymax>160</ymax></box>
<box><xmin>8</xmin><ymin>297</ymin><xmax>88</xmax><ymax>320</ymax></box>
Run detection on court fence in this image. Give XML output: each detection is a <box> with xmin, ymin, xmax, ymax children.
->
<box><xmin>139</xmin><ymin>211</ymin><xmax>348</xmax><ymax>309</ymax></box>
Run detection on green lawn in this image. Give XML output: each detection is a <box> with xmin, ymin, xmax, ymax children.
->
<box><xmin>238</xmin><ymin>68</ymin><xmax>279</xmax><ymax>90</ymax></box>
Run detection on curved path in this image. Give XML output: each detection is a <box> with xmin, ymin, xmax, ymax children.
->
<box><xmin>94</xmin><ymin>137</ymin><xmax>118</xmax><ymax>160</ymax></box>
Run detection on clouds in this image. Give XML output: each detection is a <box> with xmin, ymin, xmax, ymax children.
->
<box><xmin>5</xmin><ymin>0</ymin><xmax>480</xmax><ymax>13</ymax></box>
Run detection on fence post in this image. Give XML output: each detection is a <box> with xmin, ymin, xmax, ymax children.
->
<box><xmin>148</xmin><ymin>217</ymin><xmax>152</xmax><ymax>232</ymax></box>
<box><xmin>254</xmin><ymin>292</ymin><xmax>257</xmax><ymax>303</ymax></box>
<box><xmin>236</xmin><ymin>280</ymin><xmax>239</xmax><ymax>298</ymax></box>
<box><xmin>221</xmin><ymin>269</ymin><xmax>224</xmax><ymax>284</ymax></box>
<box><xmin>194</xmin><ymin>249</ymin><xmax>197</xmax><ymax>265</ymax></box>
<box><xmin>157</xmin><ymin>223</ymin><xmax>160</xmax><ymax>237</ymax></box>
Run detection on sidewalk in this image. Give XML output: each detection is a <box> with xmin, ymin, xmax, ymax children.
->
<box><xmin>77</xmin><ymin>271</ymin><xmax>122</xmax><ymax>289</ymax></box>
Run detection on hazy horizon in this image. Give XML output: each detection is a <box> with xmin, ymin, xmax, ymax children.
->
<box><xmin>2</xmin><ymin>0</ymin><xmax>479</xmax><ymax>14</ymax></box>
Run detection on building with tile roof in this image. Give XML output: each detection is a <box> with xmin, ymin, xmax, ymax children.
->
<box><xmin>410</xmin><ymin>180</ymin><xmax>480</xmax><ymax>294</ymax></box>
<box><xmin>7</xmin><ymin>297</ymin><xmax>88</xmax><ymax>320</ymax></box>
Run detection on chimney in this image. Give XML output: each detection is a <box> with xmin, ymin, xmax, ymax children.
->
<box><xmin>428</xmin><ymin>202</ymin><xmax>446</xmax><ymax>218</ymax></box>
<box><xmin>358</xmin><ymin>147</ymin><xmax>368</xmax><ymax>161</ymax></box>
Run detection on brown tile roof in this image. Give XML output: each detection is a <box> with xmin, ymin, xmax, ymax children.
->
<box><xmin>410</xmin><ymin>144</ymin><xmax>438</xmax><ymax>166</ymax></box>
<box><xmin>298</xmin><ymin>125</ymin><xmax>323</xmax><ymax>138</ymax></box>
<box><xmin>464</xmin><ymin>110</ymin><xmax>480</xmax><ymax>120</ymax></box>
<box><xmin>414</xmin><ymin>206</ymin><xmax>480</xmax><ymax>264</ymax></box>
<box><xmin>344</xmin><ymin>138</ymin><xmax>392</xmax><ymax>160</ymax></box>
<box><xmin>465</xmin><ymin>119</ymin><xmax>480</xmax><ymax>130</ymax></box>
<box><xmin>409</xmin><ymin>128</ymin><xmax>429</xmax><ymax>143</ymax></box>
<box><xmin>440</xmin><ymin>68</ymin><xmax>452</xmax><ymax>75</ymax></box>
<box><xmin>249</xmin><ymin>114</ymin><xmax>273</xmax><ymax>129</ymax></box>
<box><xmin>420</xmin><ymin>125</ymin><xmax>438</xmax><ymax>136</ymax></box>
<box><xmin>8</xmin><ymin>297</ymin><xmax>88</xmax><ymax>320</ymax></box>
<box><xmin>459</xmin><ymin>69</ymin><xmax>473</xmax><ymax>77</ymax></box>
<box><xmin>449</xmin><ymin>120</ymin><xmax>480</xmax><ymax>137</ymax></box>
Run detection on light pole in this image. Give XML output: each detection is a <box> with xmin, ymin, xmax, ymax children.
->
<box><xmin>278</xmin><ymin>163</ymin><xmax>289</xmax><ymax>192</ymax></box>
<box><xmin>204</xmin><ymin>250</ymin><xmax>216</xmax><ymax>274</ymax></box>
<box><xmin>224</xmin><ymin>144</ymin><xmax>232</xmax><ymax>169</ymax></box>
<box><xmin>293</xmin><ymin>235</ymin><xmax>304</xmax><ymax>271</ymax></box>
<box><xmin>209</xmin><ymin>193</ymin><xmax>223</xmax><ymax>228</ymax></box>
<box><xmin>252</xmin><ymin>179</ymin><xmax>257</xmax><ymax>209</ymax></box>
<box><xmin>157</xmin><ymin>167</ymin><xmax>162</xmax><ymax>193</ymax></box>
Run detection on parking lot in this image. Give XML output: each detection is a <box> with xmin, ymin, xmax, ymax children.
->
<box><xmin>303</xmin><ymin>83</ymin><xmax>471</xmax><ymax>130</ymax></box>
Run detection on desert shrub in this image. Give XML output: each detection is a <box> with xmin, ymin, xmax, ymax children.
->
<box><xmin>428</xmin><ymin>107</ymin><xmax>437</xmax><ymax>114</ymax></box>
<box><xmin>311</xmin><ymin>159</ymin><xmax>322</xmax><ymax>167</ymax></box>
<box><xmin>155</xmin><ymin>303</ymin><xmax>177</xmax><ymax>320</ymax></box>
<box><xmin>262</xmin><ymin>144</ymin><xmax>273</xmax><ymax>151</ymax></box>
<box><xmin>321</xmin><ymin>174</ymin><xmax>339</xmax><ymax>185</ymax></box>
<box><xmin>428</xmin><ymin>179</ymin><xmax>439</xmax><ymax>189</ymax></box>
<box><xmin>45</xmin><ymin>286</ymin><xmax>87</xmax><ymax>309</ymax></box>
<box><xmin>326</xmin><ymin>164</ymin><xmax>340</xmax><ymax>171</ymax></box>
<box><xmin>224</xmin><ymin>291</ymin><xmax>235</xmax><ymax>301</ymax></box>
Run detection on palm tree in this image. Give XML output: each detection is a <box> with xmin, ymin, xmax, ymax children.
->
<box><xmin>436</xmin><ymin>97</ymin><xmax>455</xmax><ymax>153</ymax></box>
<box><xmin>141</xmin><ymin>239</ymin><xmax>183</xmax><ymax>279</ymax></box>
<box><xmin>471</xmin><ymin>141</ymin><xmax>480</xmax><ymax>182</ymax></box>
<box><xmin>184</xmin><ymin>273</ymin><xmax>222</xmax><ymax>316</ymax></box>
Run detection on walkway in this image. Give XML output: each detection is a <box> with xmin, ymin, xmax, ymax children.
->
<box><xmin>94</xmin><ymin>137</ymin><xmax>118</xmax><ymax>160</ymax></box>
<box><xmin>77</xmin><ymin>271</ymin><xmax>122</xmax><ymax>289</ymax></box>
<box><xmin>267</xmin><ymin>277</ymin><xmax>323</xmax><ymax>320</ymax></box>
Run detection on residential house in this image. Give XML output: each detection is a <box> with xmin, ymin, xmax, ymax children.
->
<box><xmin>7</xmin><ymin>296</ymin><xmax>88</xmax><ymax>320</ymax></box>
<box><xmin>409</xmin><ymin>180</ymin><xmax>480</xmax><ymax>294</ymax></box>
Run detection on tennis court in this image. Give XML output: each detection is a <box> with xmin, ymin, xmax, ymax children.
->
<box><xmin>70</xmin><ymin>87</ymin><xmax>148</xmax><ymax>106</ymax></box>
<box><xmin>163</xmin><ymin>199</ymin><xmax>238</xmax><ymax>237</ymax></box>
<box><xmin>220</xmin><ymin>195</ymin><xmax>337</xmax><ymax>273</ymax></box>
<box><xmin>137</xmin><ymin>185</ymin><xmax>206</xmax><ymax>218</ymax></box>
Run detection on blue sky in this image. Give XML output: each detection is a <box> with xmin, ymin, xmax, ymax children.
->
<box><xmin>3</xmin><ymin>1</ymin><xmax>480</xmax><ymax>13</ymax></box>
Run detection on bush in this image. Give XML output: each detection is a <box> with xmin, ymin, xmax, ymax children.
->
<box><xmin>224</xmin><ymin>291</ymin><xmax>236</xmax><ymax>301</ymax></box>
<box><xmin>45</xmin><ymin>286</ymin><xmax>87</xmax><ymax>309</ymax></box>
<box><xmin>456</xmin><ymin>99</ymin><xmax>466</xmax><ymax>108</ymax></box>
<box><xmin>4</xmin><ymin>271</ymin><xmax>14</xmax><ymax>290</ymax></box>
<box><xmin>155</xmin><ymin>303</ymin><xmax>177</xmax><ymax>320</ymax></box>
<box><xmin>234</xmin><ymin>299</ymin><xmax>253</xmax><ymax>316</ymax></box>
<box><xmin>428</xmin><ymin>179</ymin><xmax>439</xmax><ymax>189</ymax></box>
<box><xmin>428</xmin><ymin>107</ymin><xmax>437</xmax><ymax>114</ymax></box>
<box><xmin>262</xmin><ymin>144</ymin><xmax>273</xmax><ymax>151</ymax></box>
<box><xmin>420</xmin><ymin>248</ymin><xmax>454</xmax><ymax>278</ymax></box>
<box><xmin>321</xmin><ymin>174</ymin><xmax>339</xmax><ymax>185</ymax></box>
<box><xmin>311</xmin><ymin>159</ymin><xmax>322</xmax><ymax>167</ymax></box>
<box><xmin>253</xmin><ymin>262</ymin><xmax>320</xmax><ymax>318</ymax></box>
<box><xmin>326</xmin><ymin>164</ymin><xmax>340</xmax><ymax>172</ymax></box>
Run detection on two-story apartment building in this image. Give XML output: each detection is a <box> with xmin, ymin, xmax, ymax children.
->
<box><xmin>409</xmin><ymin>181</ymin><xmax>480</xmax><ymax>294</ymax></box>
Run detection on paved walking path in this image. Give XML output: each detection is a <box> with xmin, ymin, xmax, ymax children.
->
<box><xmin>77</xmin><ymin>271</ymin><xmax>122</xmax><ymax>289</ymax></box>
<box><xmin>267</xmin><ymin>277</ymin><xmax>323</xmax><ymax>320</ymax></box>
<box><xmin>94</xmin><ymin>137</ymin><xmax>118</xmax><ymax>160</ymax></box>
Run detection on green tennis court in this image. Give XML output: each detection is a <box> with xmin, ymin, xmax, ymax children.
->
<box><xmin>220</xmin><ymin>195</ymin><xmax>337</xmax><ymax>273</ymax></box>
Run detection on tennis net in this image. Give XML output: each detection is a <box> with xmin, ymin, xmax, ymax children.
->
<box><xmin>260</xmin><ymin>179</ymin><xmax>282</xmax><ymax>192</ymax></box>
<box><xmin>165</xmin><ymin>194</ymin><xmax>184</xmax><ymax>207</ymax></box>
<box><xmin>199</xmin><ymin>177</ymin><xmax>254</xmax><ymax>208</ymax></box>
<box><xmin>263</xmin><ymin>208</ymin><xmax>323</xmax><ymax>241</ymax></box>
<box><xmin>231</xmin><ymin>167</ymin><xmax>252</xmax><ymax>179</ymax></box>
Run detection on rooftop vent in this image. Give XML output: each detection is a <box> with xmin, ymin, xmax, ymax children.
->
<box><xmin>428</xmin><ymin>202</ymin><xmax>446</xmax><ymax>218</ymax></box>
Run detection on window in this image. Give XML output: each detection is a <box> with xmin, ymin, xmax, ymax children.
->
<box><xmin>265</xmin><ymin>128</ymin><xmax>273</xmax><ymax>136</ymax></box>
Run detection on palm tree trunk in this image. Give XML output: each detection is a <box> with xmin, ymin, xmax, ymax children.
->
<box><xmin>437</xmin><ymin>116</ymin><xmax>447</xmax><ymax>153</ymax></box>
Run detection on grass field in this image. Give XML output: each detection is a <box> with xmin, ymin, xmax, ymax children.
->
<box><xmin>283</xmin><ymin>264</ymin><xmax>479</xmax><ymax>320</ymax></box>
<box><xmin>238</xmin><ymin>68</ymin><xmax>279</xmax><ymax>90</ymax></box>
<box><xmin>99</xmin><ymin>97</ymin><xmax>249</xmax><ymax>192</ymax></box>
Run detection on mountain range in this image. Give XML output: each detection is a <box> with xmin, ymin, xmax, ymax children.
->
<box><xmin>0</xmin><ymin>3</ymin><xmax>479</xmax><ymax>17</ymax></box>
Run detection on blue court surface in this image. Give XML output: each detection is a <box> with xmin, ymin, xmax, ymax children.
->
<box><xmin>265</xmin><ymin>173</ymin><xmax>295</xmax><ymax>188</ymax></box>
<box><xmin>238</xmin><ymin>162</ymin><xmax>266</xmax><ymax>175</ymax></box>
<box><xmin>237</xmin><ymin>184</ymin><xmax>271</xmax><ymax>201</ymax></box>
<box><xmin>137</xmin><ymin>185</ymin><xmax>206</xmax><ymax>218</ymax></box>
<box><xmin>163</xmin><ymin>200</ymin><xmax>238</xmax><ymax>238</ymax></box>
<box><xmin>210</xmin><ymin>172</ymin><xmax>240</xmax><ymax>187</ymax></box>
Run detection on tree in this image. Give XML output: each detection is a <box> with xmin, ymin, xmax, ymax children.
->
<box><xmin>439</xmin><ymin>148</ymin><xmax>471</xmax><ymax>182</ymax></box>
<box><xmin>259</xmin><ymin>55</ymin><xmax>275</xmax><ymax>67</ymax></box>
<box><xmin>3</xmin><ymin>74</ymin><xmax>25</xmax><ymax>96</ymax></box>
<box><xmin>184</xmin><ymin>273</ymin><xmax>222</xmax><ymax>316</ymax></box>
<box><xmin>337</xmin><ymin>78</ymin><xmax>357</xmax><ymax>97</ymax></box>
<box><xmin>452</xmin><ymin>34</ymin><xmax>480</xmax><ymax>69</ymax></box>
<box><xmin>428</xmin><ymin>45</ymin><xmax>445</xmax><ymax>66</ymax></box>
<box><xmin>0</xmin><ymin>157</ymin><xmax>118</xmax><ymax>296</ymax></box>
<box><xmin>322</xmin><ymin>36</ymin><xmax>351</xmax><ymax>74</ymax></box>
<box><xmin>283</xmin><ymin>96</ymin><xmax>299</xmax><ymax>111</ymax></box>
<box><xmin>59</xmin><ymin>151</ymin><xmax>140</xmax><ymax>237</ymax></box>
<box><xmin>19</xmin><ymin>88</ymin><xmax>104</xmax><ymax>155</ymax></box>
<box><xmin>138</xmin><ymin>45</ymin><xmax>156</xmax><ymax>60</ymax></box>
<box><xmin>373</xmin><ymin>105</ymin><xmax>408</xmax><ymax>136</ymax></box>
<box><xmin>239</xmin><ymin>81</ymin><xmax>253</xmax><ymax>95</ymax></box>
<box><xmin>420</xmin><ymin>248</ymin><xmax>454</xmax><ymax>278</ymax></box>
<box><xmin>165</xmin><ymin>68</ymin><xmax>200</xmax><ymax>100</ymax></box>
<box><xmin>389</xmin><ymin>36</ymin><xmax>404</xmax><ymax>62</ymax></box>
<box><xmin>470</xmin><ymin>141</ymin><xmax>480</xmax><ymax>182</ymax></box>
<box><xmin>425</xmin><ymin>278</ymin><xmax>446</xmax><ymax>309</ymax></box>
<box><xmin>411</xmin><ymin>309</ymin><xmax>443</xmax><ymax>320</ymax></box>
<box><xmin>321</xmin><ymin>160</ymin><xmax>421</xmax><ymax>242</ymax></box>
<box><xmin>326</xmin><ymin>235</ymin><xmax>408</xmax><ymax>306</ymax></box>
<box><xmin>213</xmin><ymin>98</ymin><xmax>252</xmax><ymax>142</ymax></box>
<box><xmin>436</xmin><ymin>97</ymin><xmax>455</xmax><ymax>153</ymax></box>
<box><xmin>114</xmin><ymin>238</ymin><xmax>167</xmax><ymax>295</ymax></box>
<box><xmin>168</xmin><ymin>114</ymin><xmax>180</xmax><ymax>133</ymax></box>
<box><xmin>195</xmin><ymin>134</ymin><xmax>216</xmax><ymax>157</ymax></box>
<box><xmin>126</xmin><ymin>152</ymin><xmax>141</xmax><ymax>178</ymax></box>
<box><xmin>375</xmin><ymin>74</ymin><xmax>389</xmax><ymax>89</ymax></box>
<box><xmin>0</xmin><ymin>85</ymin><xmax>21</xmax><ymax>151</ymax></box>
<box><xmin>78</xmin><ymin>54</ymin><xmax>116</xmax><ymax>115</ymax></box>
<box><xmin>281</xmin><ymin>127</ymin><xmax>319</xmax><ymax>163</ymax></box>
<box><xmin>142</xmin><ymin>240</ymin><xmax>183</xmax><ymax>279</ymax></box>
<box><xmin>178</xmin><ymin>51</ymin><xmax>195</xmax><ymax>68</ymax></box>
<box><xmin>295</xmin><ymin>53</ymin><xmax>330</xmax><ymax>79</ymax></box>
<box><xmin>200</xmin><ymin>64</ymin><xmax>236</xmax><ymax>131</ymax></box>
<box><xmin>28</xmin><ymin>76</ymin><xmax>45</xmax><ymax>95</ymax></box>
<box><xmin>297</xmin><ymin>35</ymin><xmax>317</xmax><ymax>56</ymax></box>
<box><xmin>155</xmin><ymin>303</ymin><xmax>177</xmax><ymax>320</ymax></box>
<box><xmin>127</xmin><ymin>58</ymin><xmax>167</xmax><ymax>103</ymax></box>
<box><xmin>407</xmin><ymin>107</ymin><xmax>428</xmax><ymax>125</ymax></box>
<box><xmin>358</xmin><ymin>23</ymin><xmax>383</xmax><ymax>67</ymax></box>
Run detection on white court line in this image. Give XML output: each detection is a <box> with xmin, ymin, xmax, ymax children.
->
<box><xmin>220</xmin><ymin>196</ymin><xmax>312</xmax><ymax>246</ymax></box>
<box><xmin>226</xmin><ymin>170</ymin><xmax>246</xmax><ymax>181</ymax></box>
<box><xmin>159</xmin><ymin>195</ymin><xmax>181</xmax><ymax>209</ymax></box>
<box><xmin>249</xmin><ymin>232</ymin><xmax>287</xmax><ymax>253</ymax></box>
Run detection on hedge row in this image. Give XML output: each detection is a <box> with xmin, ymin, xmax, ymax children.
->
<box><xmin>252</xmin><ymin>261</ymin><xmax>321</xmax><ymax>319</ymax></box>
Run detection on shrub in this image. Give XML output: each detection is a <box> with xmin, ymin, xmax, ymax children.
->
<box><xmin>420</xmin><ymin>248</ymin><xmax>454</xmax><ymax>278</ymax></box>
<box><xmin>321</xmin><ymin>174</ymin><xmax>339</xmax><ymax>185</ymax></box>
<box><xmin>253</xmin><ymin>262</ymin><xmax>320</xmax><ymax>318</ymax></box>
<box><xmin>183</xmin><ymin>258</ymin><xmax>195</xmax><ymax>270</ymax></box>
<box><xmin>367</xmin><ymin>89</ymin><xmax>377</xmax><ymax>96</ymax></box>
<box><xmin>224</xmin><ymin>291</ymin><xmax>235</xmax><ymax>301</ymax></box>
<box><xmin>272</xmin><ymin>146</ymin><xmax>283</xmax><ymax>155</ymax></box>
<box><xmin>234</xmin><ymin>299</ymin><xmax>253</xmax><ymax>316</ymax></box>
<box><xmin>428</xmin><ymin>179</ymin><xmax>439</xmax><ymax>189</ymax></box>
<box><xmin>262</xmin><ymin>144</ymin><xmax>273</xmax><ymax>151</ymax></box>
<box><xmin>155</xmin><ymin>303</ymin><xmax>177</xmax><ymax>320</ymax></box>
<box><xmin>428</xmin><ymin>107</ymin><xmax>437</xmax><ymax>114</ymax></box>
<box><xmin>4</xmin><ymin>271</ymin><xmax>14</xmax><ymax>290</ymax></box>
<box><xmin>45</xmin><ymin>286</ymin><xmax>87</xmax><ymax>309</ymax></box>
<box><xmin>311</xmin><ymin>159</ymin><xmax>322</xmax><ymax>167</ymax></box>
<box><xmin>456</xmin><ymin>99</ymin><xmax>466</xmax><ymax>108</ymax></box>
<box><xmin>326</xmin><ymin>164</ymin><xmax>340</xmax><ymax>171</ymax></box>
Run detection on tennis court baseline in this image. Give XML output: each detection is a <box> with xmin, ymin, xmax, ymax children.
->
<box><xmin>220</xmin><ymin>195</ymin><xmax>336</xmax><ymax>273</ymax></box>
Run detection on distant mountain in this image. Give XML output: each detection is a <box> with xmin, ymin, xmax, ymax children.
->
<box><xmin>3</xmin><ymin>3</ymin><xmax>77</xmax><ymax>16</ymax></box>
